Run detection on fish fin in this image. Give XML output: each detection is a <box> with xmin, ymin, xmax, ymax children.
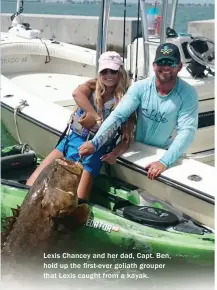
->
<box><xmin>1</xmin><ymin>215</ymin><xmax>18</xmax><ymax>249</ymax></box>
<box><xmin>3</xmin><ymin>216</ymin><xmax>16</xmax><ymax>229</ymax></box>
<box><xmin>11</xmin><ymin>207</ymin><xmax>20</xmax><ymax>218</ymax></box>
<box><xmin>53</xmin><ymin>204</ymin><xmax>90</xmax><ymax>231</ymax></box>
<box><xmin>1</xmin><ymin>205</ymin><xmax>21</xmax><ymax>248</ymax></box>
<box><xmin>70</xmin><ymin>204</ymin><xmax>90</xmax><ymax>225</ymax></box>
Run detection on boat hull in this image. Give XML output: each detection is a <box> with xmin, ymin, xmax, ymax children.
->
<box><xmin>110</xmin><ymin>161</ymin><xmax>214</xmax><ymax>229</ymax></box>
<box><xmin>1</xmin><ymin>104</ymin><xmax>214</xmax><ymax>165</ymax></box>
<box><xmin>1</xmin><ymin>104</ymin><xmax>60</xmax><ymax>158</ymax></box>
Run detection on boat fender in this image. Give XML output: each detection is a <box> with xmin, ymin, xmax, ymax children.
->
<box><xmin>1</xmin><ymin>151</ymin><xmax>37</xmax><ymax>172</ymax></box>
<box><xmin>1</xmin><ymin>144</ymin><xmax>37</xmax><ymax>172</ymax></box>
<box><xmin>123</xmin><ymin>206</ymin><xmax>179</xmax><ymax>227</ymax></box>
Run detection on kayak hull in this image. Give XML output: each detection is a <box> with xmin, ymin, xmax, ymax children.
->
<box><xmin>1</xmin><ymin>176</ymin><xmax>214</xmax><ymax>266</ymax></box>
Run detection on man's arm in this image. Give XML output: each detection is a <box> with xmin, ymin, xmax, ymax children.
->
<box><xmin>100</xmin><ymin>113</ymin><xmax>136</xmax><ymax>164</ymax></box>
<box><xmin>90</xmin><ymin>81</ymin><xmax>143</xmax><ymax>152</ymax></box>
<box><xmin>160</xmin><ymin>89</ymin><xmax>198</xmax><ymax>167</ymax></box>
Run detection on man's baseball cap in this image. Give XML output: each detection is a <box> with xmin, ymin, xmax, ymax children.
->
<box><xmin>154</xmin><ymin>43</ymin><xmax>181</xmax><ymax>64</ymax></box>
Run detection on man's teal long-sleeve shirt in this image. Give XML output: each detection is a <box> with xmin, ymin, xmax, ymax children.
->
<box><xmin>91</xmin><ymin>76</ymin><xmax>198</xmax><ymax>167</ymax></box>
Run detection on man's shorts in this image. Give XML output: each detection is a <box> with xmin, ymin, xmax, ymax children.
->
<box><xmin>56</xmin><ymin>132</ymin><xmax>107</xmax><ymax>177</ymax></box>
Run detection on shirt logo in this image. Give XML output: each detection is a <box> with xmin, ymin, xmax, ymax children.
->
<box><xmin>161</xmin><ymin>45</ymin><xmax>173</xmax><ymax>55</ymax></box>
<box><xmin>142</xmin><ymin>109</ymin><xmax>168</xmax><ymax>123</ymax></box>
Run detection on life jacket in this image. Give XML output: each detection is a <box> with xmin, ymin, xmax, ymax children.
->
<box><xmin>70</xmin><ymin>92</ymin><xmax>115</xmax><ymax>139</ymax></box>
<box><xmin>56</xmin><ymin>91</ymin><xmax>122</xmax><ymax>156</ymax></box>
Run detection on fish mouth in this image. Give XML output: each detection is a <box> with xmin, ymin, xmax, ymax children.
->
<box><xmin>56</xmin><ymin>158</ymin><xmax>83</xmax><ymax>175</ymax></box>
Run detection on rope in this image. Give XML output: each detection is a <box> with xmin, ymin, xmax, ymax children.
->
<box><xmin>62</xmin><ymin>113</ymin><xmax>75</xmax><ymax>157</ymax></box>
<box><xmin>20</xmin><ymin>143</ymin><xmax>31</xmax><ymax>154</ymax></box>
<box><xmin>13</xmin><ymin>100</ymin><xmax>29</xmax><ymax>144</ymax></box>
<box><xmin>39</xmin><ymin>39</ymin><xmax>51</xmax><ymax>64</ymax></box>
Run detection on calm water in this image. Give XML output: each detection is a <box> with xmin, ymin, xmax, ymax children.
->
<box><xmin>1</xmin><ymin>1</ymin><xmax>214</xmax><ymax>33</ymax></box>
<box><xmin>1</xmin><ymin>122</ymin><xmax>17</xmax><ymax>147</ymax></box>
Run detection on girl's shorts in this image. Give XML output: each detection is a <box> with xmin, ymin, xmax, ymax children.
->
<box><xmin>56</xmin><ymin>132</ymin><xmax>107</xmax><ymax>177</ymax></box>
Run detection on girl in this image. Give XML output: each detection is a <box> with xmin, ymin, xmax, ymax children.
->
<box><xmin>26</xmin><ymin>51</ymin><xmax>134</xmax><ymax>199</ymax></box>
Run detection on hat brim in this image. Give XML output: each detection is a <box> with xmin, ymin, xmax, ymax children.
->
<box><xmin>98</xmin><ymin>62</ymin><xmax>121</xmax><ymax>73</ymax></box>
<box><xmin>154</xmin><ymin>56</ymin><xmax>180</xmax><ymax>63</ymax></box>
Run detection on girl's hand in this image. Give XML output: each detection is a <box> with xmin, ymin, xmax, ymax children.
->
<box><xmin>79</xmin><ymin>141</ymin><xmax>95</xmax><ymax>157</ymax></box>
<box><xmin>89</xmin><ymin>119</ymin><xmax>102</xmax><ymax>133</ymax></box>
<box><xmin>78</xmin><ymin>112</ymin><xmax>96</xmax><ymax>130</ymax></box>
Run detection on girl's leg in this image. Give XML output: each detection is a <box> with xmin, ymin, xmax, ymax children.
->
<box><xmin>26</xmin><ymin>149</ymin><xmax>64</xmax><ymax>186</ymax></box>
<box><xmin>77</xmin><ymin>170</ymin><xmax>93</xmax><ymax>200</ymax></box>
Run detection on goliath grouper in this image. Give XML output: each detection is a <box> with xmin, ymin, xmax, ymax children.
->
<box><xmin>1</xmin><ymin>158</ymin><xmax>90</xmax><ymax>259</ymax></box>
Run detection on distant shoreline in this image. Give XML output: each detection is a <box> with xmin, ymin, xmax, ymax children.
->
<box><xmin>1</xmin><ymin>0</ymin><xmax>214</xmax><ymax>6</ymax></box>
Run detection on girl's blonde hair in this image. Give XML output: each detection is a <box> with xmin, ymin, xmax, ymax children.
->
<box><xmin>72</xmin><ymin>66</ymin><xmax>134</xmax><ymax>141</ymax></box>
<box><xmin>94</xmin><ymin>66</ymin><xmax>131</xmax><ymax>118</ymax></box>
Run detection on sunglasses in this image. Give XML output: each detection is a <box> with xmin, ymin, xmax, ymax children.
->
<box><xmin>155</xmin><ymin>59</ymin><xmax>179</xmax><ymax>67</ymax></box>
<box><xmin>100</xmin><ymin>69</ymin><xmax>119</xmax><ymax>75</ymax></box>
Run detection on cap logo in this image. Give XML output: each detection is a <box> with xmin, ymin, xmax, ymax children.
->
<box><xmin>160</xmin><ymin>45</ymin><xmax>172</xmax><ymax>55</ymax></box>
<box><xmin>108</xmin><ymin>55</ymin><xmax>117</xmax><ymax>61</ymax></box>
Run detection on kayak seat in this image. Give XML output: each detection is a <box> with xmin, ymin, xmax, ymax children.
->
<box><xmin>123</xmin><ymin>206</ymin><xmax>179</xmax><ymax>227</ymax></box>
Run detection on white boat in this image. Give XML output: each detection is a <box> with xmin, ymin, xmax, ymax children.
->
<box><xmin>1</xmin><ymin>0</ymin><xmax>215</xmax><ymax>228</ymax></box>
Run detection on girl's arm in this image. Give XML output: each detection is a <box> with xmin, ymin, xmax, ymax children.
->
<box><xmin>72</xmin><ymin>79</ymin><xmax>101</xmax><ymax>121</ymax></box>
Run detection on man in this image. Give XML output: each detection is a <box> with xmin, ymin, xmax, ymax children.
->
<box><xmin>79</xmin><ymin>43</ymin><xmax>198</xmax><ymax>180</ymax></box>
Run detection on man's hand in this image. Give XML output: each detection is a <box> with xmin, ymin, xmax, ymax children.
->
<box><xmin>101</xmin><ymin>138</ymin><xmax>130</xmax><ymax>165</ymax></box>
<box><xmin>100</xmin><ymin>151</ymin><xmax>118</xmax><ymax>165</ymax></box>
<box><xmin>79</xmin><ymin>141</ymin><xmax>95</xmax><ymax>157</ymax></box>
<box><xmin>144</xmin><ymin>161</ymin><xmax>167</xmax><ymax>180</ymax></box>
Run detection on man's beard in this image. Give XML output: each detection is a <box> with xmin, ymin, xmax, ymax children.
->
<box><xmin>156</xmin><ymin>71</ymin><xmax>176</xmax><ymax>84</ymax></box>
